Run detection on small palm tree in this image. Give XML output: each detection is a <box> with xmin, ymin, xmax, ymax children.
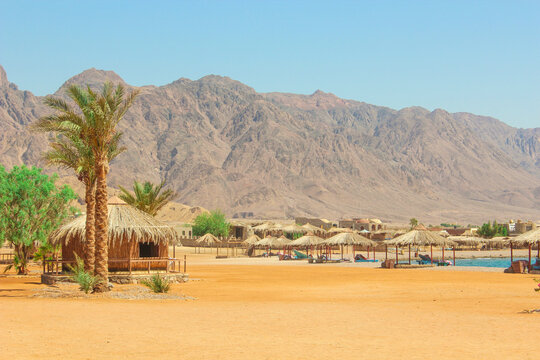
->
<box><xmin>119</xmin><ymin>180</ymin><xmax>176</xmax><ymax>216</ymax></box>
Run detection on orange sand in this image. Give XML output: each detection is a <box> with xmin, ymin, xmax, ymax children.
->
<box><xmin>1</xmin><ymin>254</ymin><xmax>539</xmax><ymax>359</ymax></box>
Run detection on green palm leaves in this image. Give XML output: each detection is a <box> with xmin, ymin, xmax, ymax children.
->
<box><xmin>119</xmin><ymin>180</ymin><xmax>176</xmax><ymax>216</ymax></box>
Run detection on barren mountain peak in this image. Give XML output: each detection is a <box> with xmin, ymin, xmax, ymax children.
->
<box><xmin>55</xmin><ymin>68</ymin><xmax>127</xmax><ymax>94</ymax></box>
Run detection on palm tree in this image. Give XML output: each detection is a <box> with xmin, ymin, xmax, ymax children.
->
<box><xmin>119</xmin><ymin>180</ymin><xmax>176</xmax><ymax>216</ymax></box>
<box><xmin>33</xmin><ymin>83</ymin><xmax>138</xmax><ymax>291</ymax></box>
<box><xmin>82</xmin><ymin>83</ymin><xmax>138</xmax><ymax>292</ymax></box>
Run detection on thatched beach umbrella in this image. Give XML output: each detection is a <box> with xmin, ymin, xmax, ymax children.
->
<box><xmin>290</xmin><ymin>233</ymin><xmax>324</xmax><ymax>257</ymax></box>
<box><xmin>322</xmin><ymin>231</ymin><xmax>376</xmax><ymax>260</ymax></box>
<box><xmin>243</xmin><ymin>234</ymin><xmax>261</xmax><ymax>245</ymax></box>
<box><xmin>448</xmin><ymin>236</ymin><xmax>483</xmax><ymax>247</ymax></box>
<box><xmin>252</xmin><ymin>223</ymin><xmax>273</xmax><ymax>237</ymax></box>
<box><xmin>512</xmin><ymin>228</ymin><xmax>540</xmax><ymax>269</ymax></box>
<box><xmin>196</xmin><ymin>233</ymin><xmax>222</xmax><ymax>254</ymax></box>
<box><xmin>273</xmin><ymin>235</ymin><xmax>292</xmax><ymax>249</ymax></box>
<box><xmin>301</xmin><ymin>223</ymin><xmax>327</xmax><ymax>235</ymax></box>
<box><xmin>384</xmin><ymin>225</ymin><xmax>456</xmax><ymax>265</ymax></box>
<box><xmin>327</xmin><ymin>227</ymin><xmax>349</xmax><ymax>233</ymax></box>
<box><xmin>282</xmin><ymin>224</ymin><xmax>308</xmax><ymax>234</ymax></box>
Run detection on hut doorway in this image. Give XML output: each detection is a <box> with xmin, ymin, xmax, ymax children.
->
<box><xmin>139</xmin><ymin>242</ymin><xmax>159</xmax><ymax>257</ymax></box>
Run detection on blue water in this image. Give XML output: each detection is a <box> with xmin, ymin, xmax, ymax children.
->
<box><xmin>454</xmin><ymin>257</ymin><xmax>528</xmax><ymax>268</ymax></box>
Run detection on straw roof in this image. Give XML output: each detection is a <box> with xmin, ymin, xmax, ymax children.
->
<box><xmin>243</xmin><ymin>234</ymin><xmax>261</xmax><ymax>245</ymax></box>
<box><xmin>448</xmin><ymin>236</ymin><xmax>483</xmax><ymax>246</ymax></box>
<box><xmin>290</xmin><ymin>233</ymin><xmax>324</xmax><ymax>247</ymax></box>
<box><xmin>256</xmin><ymin>235</ymin><xmax>290</xmax><ymax>249</ymax></box>
<box><xmin>274</xmin><ymin>235</ymin><xmax>292</xmax><ymax>248</ymax></box>
<box><xmin>512</xmin><ymin>228</ymin><xmax>540</xmax><ymax>245</ymax></box>
<box><xmin>50</xmin><ymin>197</ymin><xmax>177</xmax><ymax>246</ymax></box>
<box><xmin>252</xmin><ymin>223</ymin><xmax>273</xmax><ymax>231</ymax></box>
<box><xmin>439</xmin><ymin>230</ymin><xmax>450</xmax><ymax>237</ymax></box>
<box><xmin>326</xmin><ymin>227</ymin><xmax>351</xmax><ymax>234</ymax></box>
<box><xmin>385</xmin><ymin>226</ymin><xmax>455</xmax><ymax>247</ymax></box>
<box><xmin>301</xmin><ymin>223</ymin><xmax>327</xmax><ymax>234</ymax></box>
<box><xmin>323</xmin><ymin>231</ymin><xmax>376</xmax><ymax>247</ymax></box>
<box><xmin>256</xmin><ymin>236</ymin><xmax>277</xmax><ymax>247</ymax></box>
<box><xmin>196</xmin><ymin>233</ymin><xmax>221</xmax><ymax>245</ymax></box>
<box><xmin>282</xmin><ymin>224</ymin><xmax>308</xmax><ymax>234</ymax></box>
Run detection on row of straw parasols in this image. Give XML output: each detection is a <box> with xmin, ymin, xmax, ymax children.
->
<box><xmin>246</xmin><ymin>230</ymin><xmax>377</xmax><ymax>259</ymax></box>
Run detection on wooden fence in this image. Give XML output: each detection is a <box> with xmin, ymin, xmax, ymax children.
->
<box><xmin>43</xmin><ymin>257</ymin><xmax>185</xmax><ymax>275</ymax></box>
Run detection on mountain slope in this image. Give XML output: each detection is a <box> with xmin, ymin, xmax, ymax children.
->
<box><xmin>0</xmin><ymin>64</ymin><xmax>538</xmax><ymax>223</ymax></box>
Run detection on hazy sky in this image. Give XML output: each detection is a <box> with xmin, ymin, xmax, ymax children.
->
<box><xmin>1</xmin><ymin>0</ymin><xmax>539</xmax><ymax>128</ymax></box>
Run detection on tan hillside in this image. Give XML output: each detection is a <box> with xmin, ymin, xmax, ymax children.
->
<box><xmin>0</xmin><ymin>64</ymin><xmax>539</xmax><ymax>223</ymax></box>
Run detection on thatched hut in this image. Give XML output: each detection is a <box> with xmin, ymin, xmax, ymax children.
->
<box><xmin>50</xmin><ymin>196</ymin><xmax>177</xmax><ymax>272</ymax></box>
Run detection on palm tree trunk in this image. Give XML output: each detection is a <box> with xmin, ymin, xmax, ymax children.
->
<box><xmin>93</xmin><ymin>160</ymin><xmax>109</xmax><ymax>292</ymax></box>
<box><xmin>84</xmin><ymin>179</ymin><xmax>96</xmax><ymax>274</ymax></box>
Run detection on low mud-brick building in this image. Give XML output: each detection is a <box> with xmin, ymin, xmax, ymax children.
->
<box><xmin>49</xmin><ymin>196</ymin><xmax>178</xmax><ymax>272</ymax></box>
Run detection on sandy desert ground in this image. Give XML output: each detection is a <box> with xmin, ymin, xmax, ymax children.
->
<box><xmin>1</xmin><ymin>250</ymin><xmax>539</xmax><ymax>360</ymax></box>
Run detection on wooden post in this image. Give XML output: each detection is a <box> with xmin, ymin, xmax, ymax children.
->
<box><xmin>408</xmin><ymin>244</ymin><xmax>411</xmax><ymax>265</ymax></box>
<box><xmin>528</xmin><ymin>244</ymin><xmax>532</xmax><ymax>272</ymax></box>
<box><xmin>42</xmin><ymin>259</ymin><xmax>46</xmax><ymax>274</ymax></box>
<box><xmin>385</xmin><ymin>245</ymin><xmax>388</xmax><ymax>261</ymax></box>
<box><xmin>395</xmin><ymin>246</ymin><xmax>398</xmax><ymax>264</ymax></box>
<box><xmin>373</xmin><ymin>246</ymin><xmax>376</xmax><ymax>261</ymax></box>
<box><xmin>430</xmin><ymin>245</ymin><xmax>433</xmax><ymax>264</ymax></box>
<box><xmin>128</xmin><ymin>257</ymin><xmax>132</xmax><ymax>274</ymax></box>
<box><xmin>453</xmin><ymin>246</ymin><xmax>456</xmax><ymax>266</ymax></box>
<box><xmin>184</xmin><ymin>255</ymin><xmax>186</xmax><ymax>273</ymax></box>
<box><xmin>442</xmin><ymin>246</ymin><xmax>445</xmax><ymax>263</ymax></box>
<box><xmin>55</xmin><ymin>254</ymin><xmax>59</xmax><ymax>275</ymax></box>
<box><xmin>148</xmin><ymin>260</ymin><xmax>151</xmax><ymax>274</ymax></box>
<box><xmin>173</xmin><ymin>244</ymin><xmax>176</xmax><ymax>259</ymax></box>
<box><xmin>510</xmin><ymin>242</ymin><xmax>513</xmax><ymax>263</ymax></box>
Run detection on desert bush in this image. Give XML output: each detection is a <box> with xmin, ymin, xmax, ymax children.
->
<box><xmin>141</xmin><ymin>274</ymin><xmax>171</xmax><ymax>293</ymax></box>
<box><xmin>68</xmin><ymin>254</ymin><xmax>101</xmax><ymax>294</ymax></box>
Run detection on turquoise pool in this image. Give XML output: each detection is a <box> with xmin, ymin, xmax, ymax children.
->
<box><xmin>454</xmin><ymin>257</ymin><xmax>529</xmax><ymax>268</ymax></box>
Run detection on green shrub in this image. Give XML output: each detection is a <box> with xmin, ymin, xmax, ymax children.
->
<box><xmin>68</xmin><ymin>254</ymin><xmax>101</xmax><ymax>294</ymax></box>
<box><xmin>141</xmin><ymin>274</ymin><xmax>171</xmax><ymax>293</ymax></box>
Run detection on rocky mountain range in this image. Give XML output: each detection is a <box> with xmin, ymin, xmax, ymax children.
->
<box><xmin>1</xmin><ymin>64</ymin><xmax>539</xmax><ymax>223</ymax></box>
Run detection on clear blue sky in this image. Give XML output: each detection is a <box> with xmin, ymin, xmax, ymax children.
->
<box><xmin>1</xmin><ymin>0</ymin><xmax>539</xmax><ymax>128</ymax></box>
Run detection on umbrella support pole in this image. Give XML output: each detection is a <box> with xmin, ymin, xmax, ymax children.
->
<box><xmin>442</xmin><ymin>246</ymin><xmax>445</xmax><ymax>263</ymax></box>
<box><xmin>373</xmin><ymin>246</ymin><xmax>376</xmax><ymax>260</ymax></box>
<box><xmin>430</xmin><ymin>245</ymin><xmax>433</xmax><ymax>264</ymax></box>
<box><xmin>510</xmin><ymin>242</ymin><xmax>513</xmax><ymax>263</ymax></box>
<box><xmin>385</xmin><ymin>245</ymin><xmax>387</xmax><ymax>262</ymax></box>
<box><xmin>408</xmin><ymin>244</ymin><xmax>411</xmax><ymax>265</ymax></box>
<box><xmin>395</xmin><ymin>246</ymin><xmax>398</xmax><ymax>265</ymax></box>
<box><xmin>529</xmin><ymin>244</ymin><xmax>532</xmax><ymax>272</ymax></box>
<box><xmin>453</xmin><ymin>246</ymin><xmax>456</xmax><ymax>266</ymax></box>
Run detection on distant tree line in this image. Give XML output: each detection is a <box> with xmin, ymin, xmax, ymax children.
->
<box><xmin>476</xmin><ymin>220</ymin><xmax>508</xmax><ymax>238</ymax></box>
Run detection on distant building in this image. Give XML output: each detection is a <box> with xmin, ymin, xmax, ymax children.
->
<box><xmin>338</xmin><ymin>218</ymin><xmax>386</xmax><ymax>232</ymax></box>
<box><xmin>515</xmin><ymin>220</ymin><xmax>536</xmax><ymax>234</ymax></box>
<box><xmin>294</xmin><ymin>217</ymin><xmax>333</xmax><ymax>230</ymax></box>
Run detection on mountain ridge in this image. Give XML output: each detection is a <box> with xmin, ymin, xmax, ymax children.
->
<box><xmin>0</xmin><ymin>64</ymin><xmax>538</xmax><ymax>223</ymax></box>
